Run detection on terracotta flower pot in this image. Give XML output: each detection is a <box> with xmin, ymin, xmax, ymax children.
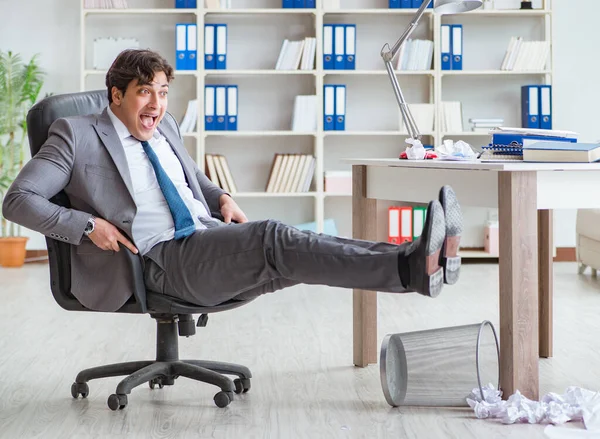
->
<box><xmin>0</xmin><ymin>237</ymin><xmax>29</xmax><ymax>268</ymax></box>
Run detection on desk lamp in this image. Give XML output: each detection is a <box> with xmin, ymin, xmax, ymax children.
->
<box><xmin>381</xmin><ymin>0</ymin><xmax>482</xmax><ymax>144</ymax></box>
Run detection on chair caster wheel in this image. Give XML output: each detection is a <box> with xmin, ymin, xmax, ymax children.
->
<box><xmin>214</xmin><ymin>391</ymin><xmax>233</xmax><ymax>408</ymax></box>
<box><xmin>71</xmin><ymin>382</ymin><xmax>89</xmax><ymax>399</ymax></box>
<box><xmin>234</xmin><ymin>378</ymin><xmax>251</xmax><ymax>394</ymax></box>
<box><xmin>107</xmin><ymin>394</ymin><xmax>128</xmax><ymax>411</ymax></box>
<box><xmin>149</xmin><ymin>378</ymin><xmax>164</xmax><ymax>389</ymax></box>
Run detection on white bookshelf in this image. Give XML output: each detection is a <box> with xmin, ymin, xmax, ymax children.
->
<box><xmin>80</xmin><ymin>0</ymin><xmax>553</xmax><ymax>257</ymax></box>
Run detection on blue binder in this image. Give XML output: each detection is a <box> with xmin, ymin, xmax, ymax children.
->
<box><xmin>334</xmin><ymin>85</ymin><xmax>346</xmax><ymax>131</ymax></box>
<box><xmin>412</xmin><ymin>0</ymin><xmax>424</xmax><ymax>7</ymax></box>
<box><xmin>389</xmin><ymin>0</ymin><xmax>400</xmax><ymax>7</ymax></box>
<box><xmin>282</xmin><ymin>0</ymin><xmax>293</xmax><ymax>7</ymax></box>
<box><xmin>204</xmin><ymin>85</ymin><xmax>215</xmax><ymax>131</ymax></box>
<box><xmin>400</xmin><ymin>0</ymin><xmax>411</xmax><ymax>7</ymax></box>
<box><xmin>186</xmin><ymin>24</ymin><xmax>197</xmax><ymax>71</ymax></box>
<box><xmin>539</xmin><ymin>85</ymin><xmax>552</xmax><ymax>130</ymax></box>
<box><xmin>345</xmin><ymin>25</ymin><xmax>356</xmax><ymax>70</ymax></box>
<box><xmin>306</xmin><ymin>0</ymin><xmax>315</xmax><ymax>7</ymax></box>
<box><xmin>175</xmin><ymin>0</ymin><xmax>185</xmax><ymax>8</ymax></box>
<box><xmin>521</xmin><ymin>85</ymin><xmax>540</xmax><ymax>129</ymax></box>
<box><xmin>323</xmin><ymin>85</ymin><xmax>335</xmax><ymax>131</ymax></box>
<box><xmin>451</xmin><ymin>24</ymin><xmax>463</xmax><ymax>70</ymax></box>
<box><xmin>175</xmin><ymin>24</ymin><xmax>187</xmax><ymax>70</ymax></box>
<box><xmin>185</xmin><ymin>0</ymin><xmax>196</xmax><ymax>7</ymax></box>
<box><xmin>204</xmin><ymin>24</ymin><xmax>215</xmax><ymax>69</ymax></box>
<box><xmin>215</xmin><ymin>24</ymin><xmax>227</xmax><ymax>70</ymax></box>
<box><xmin>294</xmin><ymin>0</ymin><xmax>304</xmax><ymax>7</ymax></box>
<box><xmin>491</xmin><ymin>133</ymin><xmax>576</xmax><ymax>148</ymax></box>
<box><xmin>215</xmin><ymin>86</ymin><xmax>227</xmax><ymax>131</ymax></box>
<box><xmin>334</xmin><ymin>25</ymin><xmax>345</xmax><ymax>70</ymax></box>
<box><xmin>323</xmin><ymin>24</ymin><xmax>334</xmax><ymax>70</ymax></box>
<box><xmin>441</xmin><ymin>25</ymin><xmax>451</xmax><ymax>71</ymax></box>
<box><xmin>226</xmin><ymin>85</ymin><xmax>238</xmax><ymax>131</ymax></box>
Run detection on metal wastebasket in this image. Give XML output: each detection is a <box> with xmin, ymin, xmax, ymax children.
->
<box><xmin>380</xmin><ymin>320</ymin><xmax>499</xmax><ymax>407</ymax></box>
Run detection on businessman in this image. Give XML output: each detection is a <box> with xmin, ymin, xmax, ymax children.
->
<box><xmin>2</xmin><ymin>49</ymin><xmax>463</xmax><ymax>312</ymax></box>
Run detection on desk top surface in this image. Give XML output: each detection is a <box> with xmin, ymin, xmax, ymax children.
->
<box><xmin>343</xmin><ymin>158</ymin><xmax>600</xmax><ymax>172</ymax></box>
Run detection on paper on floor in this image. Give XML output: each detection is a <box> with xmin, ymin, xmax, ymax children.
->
<box><xmin>468</xmin><ymin>384</ymin><xmax>600</xmax><ymax>431</ymax></box>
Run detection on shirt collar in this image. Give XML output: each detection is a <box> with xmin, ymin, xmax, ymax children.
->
<box><xmin>106</xmin><ymin>105</ymin><xmax>160</xmax><ymax>142</ymax></box>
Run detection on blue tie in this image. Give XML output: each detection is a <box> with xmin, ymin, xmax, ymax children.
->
<box><xmin>141</xmin><ymin>140</ymin><xmax>196</xmax><ymax>240</ymax></box>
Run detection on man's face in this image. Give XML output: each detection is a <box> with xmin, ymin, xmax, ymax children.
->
<box><xmin>110</xmin><ymin>71</ymin><xmax>169</xmax><ymax>141</ymax></box>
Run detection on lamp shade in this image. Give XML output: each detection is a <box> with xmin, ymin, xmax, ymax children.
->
<box><xmin>433</xmin><ymin>0</ymin><xmax>483</xmax><ymax>14</ymax></box>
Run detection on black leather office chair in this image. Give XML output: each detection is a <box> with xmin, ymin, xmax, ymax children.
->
<box><xmin>26</xmin><ymin>90</ymin><xmax>252</xmax><ymax>410</ymax></box>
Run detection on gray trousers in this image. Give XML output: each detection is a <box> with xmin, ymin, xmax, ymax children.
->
<box><xmin>143</xmin><ymin>219</ymin><xmax>407</xmax><ymax>307</ymax></box>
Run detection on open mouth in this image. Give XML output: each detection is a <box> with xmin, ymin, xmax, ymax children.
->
<box><xmin>140</xmin><ymin>114</ymin><xmax>158</xmax><ymax>130</ymax></box>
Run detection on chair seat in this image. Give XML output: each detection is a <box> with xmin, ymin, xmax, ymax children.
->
<box><xmin>146</xmin><ymin>291</ymin><xmax>249</xmax><ymax>315</ymax></box>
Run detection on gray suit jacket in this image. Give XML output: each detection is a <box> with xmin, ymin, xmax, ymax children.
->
<box><xmin>2</xmin><ymin>108</ymin><xmax>227</xmax><ymax>312</ymax></box>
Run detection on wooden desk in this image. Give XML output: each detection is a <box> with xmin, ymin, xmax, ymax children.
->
<box><xmin>347</xmin><ymin>158</ymin><xmax>600</xmax><ymax>400</ymax></box>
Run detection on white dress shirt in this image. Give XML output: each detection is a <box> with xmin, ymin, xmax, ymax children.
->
<box><xmin>107</xmin><ymin>106</ymin><xmax>214</xmax><ymax>255</ymax></box>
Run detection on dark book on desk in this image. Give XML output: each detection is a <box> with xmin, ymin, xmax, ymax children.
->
<box><xmin>523</xmin><ymin>141</ymin><xmax>600</xmax><ymax>163</ymax></box>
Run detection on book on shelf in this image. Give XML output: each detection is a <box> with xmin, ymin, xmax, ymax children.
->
<box><xmin>399</xmin><ymin>103</ymin><xmax>435</xmax><ymax>133</ymax></box>
<box><xmin>84</xmin><ymin>0</ymin><xmax>128</xmax><ymax>8</ymax></box>
<box><xmin>440</xmin><ymin>102</ymin><xmax>463</xmax><ymax>133</ymax></box>
<box><xmin>275</xmin><ymin>37</ymin><xmax>316</xmax><ymax>70</ymax></box>
<box><xmin>468</xmin><ymin>118</ymin><xmax>504</xmax><ymax>132</ymax></box>
<box><xmin>500</xmin><ymin>37</ymin><xmax>550</xmax><ymax>71</ymax></box>
<box><xmin>291</xmin><ymin>95</ymin><xmax>317</xmax><ymax>132</ymax></box>
<box><xmin>179</xmin><ymin>100</ymin><xmax>198</xmax><ymax>133</ymax></box>
<box><xmin>265</xmin><ymin>154</ymin><xmax>315</xmax><ymax>193</ymax></box>
<box><xmin>395</xmin><ymin>39</ymin><xmax>434</xmax><ymax>71</ymax></box>
<box><xmin>205</xmin><ymin>0</ymin><xmax>230</xmax><ymax>8</ymax></box>
<box><xmin>205</xmin><ymin>154</ymin><xmax>237</xmax><ymax>194</ymax></box>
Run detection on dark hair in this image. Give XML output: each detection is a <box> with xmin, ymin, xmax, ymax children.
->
<box><xmin>105</xmin><ymin>49</ymin><xmax>175</xmax><ymax>103</ymax></box>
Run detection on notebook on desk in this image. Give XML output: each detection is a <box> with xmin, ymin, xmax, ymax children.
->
<box><xmin>522</xmin><ymin>141</ymin><xmax>600</xmax><ymax>163</ymax></box>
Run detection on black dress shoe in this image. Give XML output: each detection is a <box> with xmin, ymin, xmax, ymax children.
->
<box><xmin>402</xmin><ymin>200</ymin><xmax>446</xmax><ymax>298</ymax></box>
<box><xmin>438</xmin><ymin>185</ymin><xmax>463</xmax><ymax>285</ymax></box>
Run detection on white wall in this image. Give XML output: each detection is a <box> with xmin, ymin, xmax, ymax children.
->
<box><xmin>1</xmin><ymin>0</ymin><xmax>598</xmax><ymax>249</ymax></box>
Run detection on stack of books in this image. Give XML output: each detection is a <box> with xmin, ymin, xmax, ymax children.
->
<box><xmin>205</xmin><ymin>154</ymin><xmax>237</xmax><ymax>194</ymax></box>
<box><xmin>468</xmin><ymin>118</ymin><xmax>504</xmax><ymax>133</ymax></box>
<box><xmin>479</xmin><ymin>127</ymin><xmax>578</xmax><ymax>162</ymax></box>
<box><xmin>500</xmin><ymin>37</ymin><xmax>550</xmax><ymax>71</ymax></box>
<box><xmin>395</xmin><ymin>39</ymin><xmax>434</xmax><ymax>71</ymax></box>
<box><xmin>84</xmin><ymin>0</ymin><xmax>128</xmax><ymax>7</ymax></box>
<box><xmin>265</xmin><ymin>154</ymin><xmax>315</xmax><ymax>193</ymax></box>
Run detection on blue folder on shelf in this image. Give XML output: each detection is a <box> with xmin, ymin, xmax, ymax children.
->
<box><xmin>226</xmin><ymin>85</ymin><xmax>238</xmax><ymax>131</ymax></box>
<box><xmin>334</xmin><ymin>25</ymin><xmax>345</xmax><ymax>70</ymax></box>
<box><xmin>204</xmin><ymin>24</ymin><xmax>215</xmax><ymax>69</ymax></box>
<box><xmin>521</xmin><ymin>85</ymin><xmax>540</xmax><ymax>129</ymax></box>
<box><xmin>323</xmin><ymin>85</ymin><xmax>335</xmax><ymax>131</ymax></box>
<box><xmin>204</xmin><ymin>85</ymin><xmax>215</xmax><ymax>131</ymax></box>
<box><xmin>539</xmin><ymin>85</ymin><xmax>552</xmax><ymax>130</ymax></box>
<box><xmin>215</xmin><ymin>24</ymin><xmax>227</xmax><ymax>70</ymax></box>
<box><xmin>175</xmin><ymin>24</ymin><xmax>187</xmax><ymax>70</ymax></box>
<box><xmin>323</xmin><ymin>24</ymin><xmax>334</xmax><ymax>70</ymax></box>
<box><xmin>345</xmin><ymin>25</ymin><xmax>356</xmax><ymax>70</ymax></box>
<box><xmin>451</xmin><ymin>24</ymin><xmax>463</xmax><ymax>70</ymax></box>
<box><xmin>334</xmin><ymin>85</ymin><xmax>346</xmax><ymax>131</ymax></box>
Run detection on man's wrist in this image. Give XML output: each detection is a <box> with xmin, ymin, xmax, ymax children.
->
<box><xmin>219</xmin><ymin>193</ymin><xmax>232</xmax><ymax>207</ymax></box>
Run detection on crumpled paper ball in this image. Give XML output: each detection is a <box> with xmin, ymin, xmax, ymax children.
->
<box><xmin>467</xmin><ymin>384</ymin><xmax>600</xmax><ymax>431</ymax></box>
<box><xmin>436</xmin><ymin>139</ymin><xmax>477</xmax><ymax>160</ymax></box>
<box><xmin>404</xmin><ymin>138</ymin><xmax>426</xmax><ymax>160</ymax></box>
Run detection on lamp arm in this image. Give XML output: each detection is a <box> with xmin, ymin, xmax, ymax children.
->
<box><xmin>380</xmin><ymin>0</ymin><xmax>432</xmax><ymax>141</ymax></box>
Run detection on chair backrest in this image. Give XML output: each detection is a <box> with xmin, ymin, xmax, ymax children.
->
<box><xmin>26</xmin><ymin>90</ymin><xmax>147</xmax><ymax>313</ymax></box>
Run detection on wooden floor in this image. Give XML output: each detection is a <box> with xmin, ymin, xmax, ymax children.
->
<box><xmin>1</xmin><ymin>262</ymin><xmax>600</xmax><ymax>438</ymax></box>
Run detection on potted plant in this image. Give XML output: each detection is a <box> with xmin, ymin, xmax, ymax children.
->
<box><xmin>0</xmin><ymin>50</ymin><xmax>45</xmax><ymax>267</ymax></box>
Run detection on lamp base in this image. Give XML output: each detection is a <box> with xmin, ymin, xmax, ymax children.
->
<box><xmin>520</xmin><ymin>1</ymin><xmax>533</xmax><ymax>9</ymax></box>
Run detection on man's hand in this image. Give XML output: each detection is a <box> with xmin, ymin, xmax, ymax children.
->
<box><xmin>220</xmin><ymin>194</ymin><xmax>248</xmax><ymax>224</ymax></box>
<box><xmin>88</xmin><ymin>217</ymin><xmax>139</xmax><ymax>254</ymax></box>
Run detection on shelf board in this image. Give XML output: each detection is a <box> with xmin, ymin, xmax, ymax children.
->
<box><xmin>464</xmin><ymin>9</ymin><xmax>550</xmax><ymax>16</ymax></box>
<box><xmin>324</xmin><ymin>193</ymin><xmax>352</xmax><ymax>197</ymax></box>
<box><xmin>442</xmin><ymin>132</ymin><xmax>492</xmax><ymax>137</ymax></box>
<box><xmin>205</xmin><ymin>131</ymin><xmax>316</xmax><ymax>137</ymax></box>
<box><xmin>442</xmin><ymin>70</ymin><xmax>551</xmax><ymax>76</ymax></box>
<box><xmin>84</xmin><ymin>69</ymin><xmax>198</xmax><ymax>77</ymax></box>
<box><xmin>323</xmin><ymin>8</ymin><xmax>433</xmax><ymax>15</ymax></box>
<box><xmin>324</xmin><ymin>131</ymin><xmax>434</xmax><ymax>136</ymax></box>
<box><xmin>232</xmin><ymin>192</ymin><xmax>318</xmax><ymax>198</ymax></box>
<box><xmin>324</xmin><ymin>70</ymin><xmax>434</xmax><ymax>76</ymax></box>
<box><xmin>204</xmin><ymin>8</ymin><xmax>316</xmax><ymax>15</ymax></box>
<box><xmin>205</xmin><ymin>69</ymin><xmax>316</xmax><ymax>76</ymax></box>
<box><xmin>83</xmin><ymin>8</ymin><xmax>197</xmax><ymax>15</ymax></box>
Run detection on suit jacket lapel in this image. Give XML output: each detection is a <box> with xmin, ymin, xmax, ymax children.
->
<box><xmin>92</xmin><ymin>109</ymin><xmax>136</xmax><ymax>203</ymax></box>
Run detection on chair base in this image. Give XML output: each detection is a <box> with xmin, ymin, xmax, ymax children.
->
<box><xmin>70</xmin><ymin>315</ymin><xmax>252</xmax><ymax>410</ymax></box>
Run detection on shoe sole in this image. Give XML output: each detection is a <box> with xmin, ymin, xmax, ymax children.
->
<box><xmin>417</xmin><ymin>201</ymin><xmax>445</xmax><ymax>298</ymax></box>
<box><xmin>439</xmin><ymin>186</ymin><xmax>462</xmax><ymax>285</ymax></box>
